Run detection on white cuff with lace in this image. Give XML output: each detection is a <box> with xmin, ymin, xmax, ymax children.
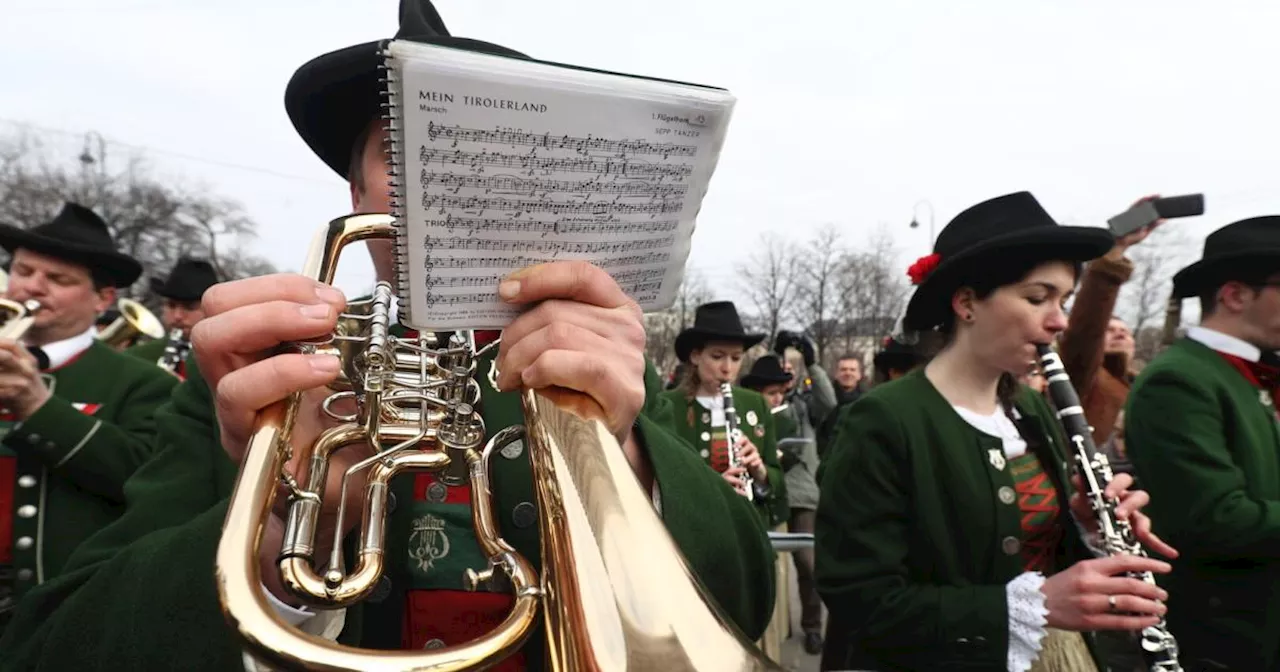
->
<box><xmin>1007</xmin><ymin>571</ymin><xmax>1049</xmax><ymax>672</ymax></box>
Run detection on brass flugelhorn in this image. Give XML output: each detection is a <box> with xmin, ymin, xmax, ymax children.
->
<box><xmin>0</xmin><ymin>298</ymin><xmax>41</xmax><ymax>341</ymax></box>
<box><xmin>97</xmin><ymin>297</ymin><xmax>166</xmax><ymax>350</ymax></box>
<box><xmin>215</xmin><ymin>214</ymin><xmax>782</xmax><ymax>672</ymax></box>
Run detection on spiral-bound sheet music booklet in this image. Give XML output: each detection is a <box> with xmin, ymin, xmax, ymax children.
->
<box><xmin>381</xmin><ymin>40</ymin><xmax>736</xmax><ymax>330</ymax></box>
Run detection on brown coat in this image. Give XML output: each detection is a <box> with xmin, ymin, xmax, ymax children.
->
<box><xmin>1059</xmin><ymin>254</ymin><xmax>1133</xmax><ymax>444</ymax></box>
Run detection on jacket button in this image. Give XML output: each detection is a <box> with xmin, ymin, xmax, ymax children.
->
<box><xmin>512</xmin><ymin>502</ymin><xmax>537</xmax><ymax>529</ymax></box>
<box><xmin>17</xmin><ymin>475</ymin><xmax>36</xmax><ymax>488</ymax></box>
<box><xmin>423</xmin><ymin>638</ymin><xmax>446</xmax><ymax>650</ymax></box>
<box><xmin>425</xmin><ymin>482</ymin><xmax>447</xmax><ymax>503</ymax></box>
<box><xmin>499</xmin><ymin>439</ymin><xmax>524</xmax><ymax>460</ymax></box>
<box><xmin>15</xmin><ymin>536</ymin><xmax>33</xmax><ymax>550</ymax></box>
<box><xmin>386</xmin><ymin>492</ymin><xmax>397</xmax><ymax>514</ymax></box>
<box><xmin>16</xmin><ymin>569</ymin><xmax>32</xmax><ymax>581</ymax></box>
<box><xmin>998</xmin><ymin>486</ymin><xmax>1016</xmax><ymax>504</ymax></box>
<box><xmin>955</xmin><ymin>637</ymin><xmax>969</xmax><ymax>644</ymax></box>
<box><xmin>699</xmin><ymin>448</ymin><xmax>710</xmax><ymax>459</ymax></box>
<box><xmin>700</xmin><ymin>431</ymin><xmax>711</xmax><ymax>442</ymax></box>
<box><xmin>1001</xmin><ymin>536</ymin><xmax>1021</xmax><ymax>555</ymax></box>
<box><xmin>26</xmin><ymin>433</ymin><xmax>40</xmax><ymax>444</ymax></box>
<box><xmin>16</xmin><ymin>505</ymin><xmax>36</xmax><ymax>519</ymax></box>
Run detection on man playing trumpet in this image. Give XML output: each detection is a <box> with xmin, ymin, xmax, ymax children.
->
<box><xmin>125</xmin><ymin>256</ymin><xmax>220</xmax><ymax>379</ymax></box>
<box><xmin>0</xmin><ymin>2</ymin><xmax>776</xmax><ymax>669</ymax></box>
<box><xmin>0</xmin><ymin>202</ymin><xmax>177</xmax><ymax>631</ymax></box>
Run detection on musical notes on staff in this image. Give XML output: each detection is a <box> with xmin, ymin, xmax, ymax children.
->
<box><xmin>392</xmin><ymin>54</ymin><xmax>734</xmax><ymax>329</ymax></box>
<box><xmin>420</xmin><ymin>172</ymin><xmax>689</xmax><ymax>198</ymax></box>
<box><xmin>423</xmin><ymin>235</ymin><xmax>674</xmax><ymax>256</ymax></box>
<box><xmin>425</xmin><ymin>216</ymin><xmax>680</xmax><ymax>239</ymax></box>
<box><xmin>424</xmin><ymin>122</ymin><xmax>698</xmax><ymax>158</ymax></box>
<box><xmin>417</xmin><ymin>148</ymin><xmax>694</xmax><ymax>180</ymax></box>
<box><xmin>423</xmin><ymin>252</ymin><xmax>672</xmax><ymax>271</ymax></box>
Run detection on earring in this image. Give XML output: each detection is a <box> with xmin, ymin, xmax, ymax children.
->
<box><xmin>964</xmin><ymin>313</ymin><xmax>974</xmax><ymax>322</ymax></box>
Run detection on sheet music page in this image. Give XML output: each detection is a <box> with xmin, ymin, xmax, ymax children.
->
<box><xmin>388</xmin><ymin>41</ymin><xmax>735</xmax><ymax>330</ymax></box>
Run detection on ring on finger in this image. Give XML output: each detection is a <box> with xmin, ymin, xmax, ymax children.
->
<box><xmin>1107</xmin><ymin>595</ymin><xmax>1118</xmax><ymax>613</ymax></box>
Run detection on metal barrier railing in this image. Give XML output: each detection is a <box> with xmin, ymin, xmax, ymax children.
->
<box><xmin>767</xmin><ymin>531</ymin><xmax>814</xmax><ymax>553</ymax></box>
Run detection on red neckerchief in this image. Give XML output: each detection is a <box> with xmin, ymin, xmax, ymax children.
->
<box><xmin>400</xmin><ymin>330</ymin><xmax>501</xmax><ymax>350</ymax></box>
<box><xmin>1215</xmin><ymin>351</ymin><xmax>1280</xmax><ymax>389</ymax></box>
<box><xmin>1215</xmin><ymin>351</ymin><xmax>1280</xmax><ymax>418</ymax></box>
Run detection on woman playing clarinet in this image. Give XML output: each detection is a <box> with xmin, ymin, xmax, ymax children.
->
<box><xmin>659</xmin><ymin>301</ymin><xmax>787</xmax><ymax>529</ymax></box>
<box><xmin>815</xmin><ymin>192</ymin><xmax>1178</xmax><ymax>672</ymax></box>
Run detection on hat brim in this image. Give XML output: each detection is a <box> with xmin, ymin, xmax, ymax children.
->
<box><xmin>0</xmin><ymin>224</ymin><xmax>141</xmax><ymax>287</ymax></box>
<box><xmin>149</xmin><ymin>277</ymin><xmax>206</xmax><ymax>302</ymax></box>
<box><xmin>740</xmin><ymin>371</ymin><xmax>793</xmax><ymax>389</ymax></box>
<box><xmin>1172</xmin><ymin>249</ymin><xmax>1280</xmax><ymax>298</ymax></box>
<box><xmin>285</xmin><ymin>36</ymin><xmax>529</xmax><ymax>179</ymax></box>
<box><xmin>675</xmin><ymin>328</ymin><xmax>766</xmax><ymax>363</ymax></box>
<box><xmin>903</xmin><ymin>225</ymin><xmax>1114</xmax><ymax>332</ymax></box>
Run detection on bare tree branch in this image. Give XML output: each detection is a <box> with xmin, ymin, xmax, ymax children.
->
<box><xmin>735</xmin><ymin>232</ymin><xmax>799</xmax><ymax>341</ymax></box>
<box><xmin>791</xmin><ymin>224</ymin><xmax>844</xmax><ymax>362</ymax></box>
<box><xmin>0</xmin><ymin>128</ymin><xmax>277</xmax><ymax>310</ymax></box>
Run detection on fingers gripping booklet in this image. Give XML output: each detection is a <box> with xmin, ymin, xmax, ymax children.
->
<box><xmin>380</xmin><ymin>39</ymin><xmax>736</xmax><ymax>330</ymax></box>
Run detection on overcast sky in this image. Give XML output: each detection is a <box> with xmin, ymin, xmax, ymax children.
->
<box><xmin>4</xmin><ymin>0</ymin><xmax>1279</xmax><ymax>327</ymax></box>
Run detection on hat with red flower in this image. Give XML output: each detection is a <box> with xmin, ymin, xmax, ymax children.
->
<box><xmin>902</xmin><ymin>191</ymin><xmax>1114</xmax><ymax>331</ymax></box>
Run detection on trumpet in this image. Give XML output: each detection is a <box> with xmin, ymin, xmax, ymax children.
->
<box><xmin>98</xmin><ymin>298</ymin><xmax>166</xmax><ymax>350</ymax></box>
<box><xmin>215</xmin><ymin>214</ymin><xmax>781</xmax><ymax>672</ymax></box>
<box><xmin>0</xmin><ymin>298</ymin><xmax>41</xmax><ymax>341</ymax></box>
<box><xmin>157</xmin><ymin>327</ymin><xmax>190</xmax><ymax>376</ymax></box>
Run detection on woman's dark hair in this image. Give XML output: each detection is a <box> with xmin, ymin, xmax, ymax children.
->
<box><xmin>922</xmin><ymin>253</ymin><xmax>1083</xmax><ymax>407</ymax></box>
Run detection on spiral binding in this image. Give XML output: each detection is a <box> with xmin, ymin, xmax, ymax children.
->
<box><xmin>378</xmin><ymin>40</ymin><xmax>414</xmax><ymax>326</ymax></box>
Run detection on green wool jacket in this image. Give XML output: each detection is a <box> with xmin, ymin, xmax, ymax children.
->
<box><xmin>815</xmin><ymin>369</ymin><xmax>1094</xmax><ymax>672</ymax></box>
<box><xmin>658</xmin><ymin>386</ymin><xmax>789</xmax><ymax>527</ymax></box>
<box><xmin>124</xmin><ymin>338</ymin><xmax>191</xmax><ymax>378</ymax></box>
<box><xmin>1126</xmin><ymin>337</ymin><xmax>1280</xmax><ymax>671</ymax></box>
<box><xmin>0</xmin><ymin>353</ymin><xmax>776</xmax><ymax>671</ymax></box>
<box><xmin>1</xmin><ymin>340</ymin><xmax>177</xmax><ymax>600</ymax></box>
<box><xmin>122</xmin><ymin>338</ymin><xmax>166</xmax><ymax>364</ymax></box>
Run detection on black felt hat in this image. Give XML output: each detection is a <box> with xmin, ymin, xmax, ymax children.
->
<box><xmin>0</xmin><ymin>203</ymin><xmax>141</xmax><ymax>287</ymax></box>
<box><xmin>740</xmin><ymin>354</ymin><xmax>793</xmax><ymax>389</ymax></box>
<box><xmin>1172</xmin><ymin>216</ymin><xmax>1280</xmax><ymax>298</ymax></box>
<box><xmin>284</xmin><ymin>0</ymin><xmax>529</xmax><ymax>179</ymax></box>
<box><xmin>873</xmin><ymin>335</ymin><xmax>922</xmax><ymax>373</ymax></box>
<box><xmin>902</xmin><ymin>191</ymin><xmax>1114</xmax><ymax>331</ymax></box>
<box><xmin>674</xmin><ymin>301</ymin><xmax>766</xmax><ymax>363</ymax></box>
<box><xmin>150</xmin><ymin>257</ymin><xmax>220</xmax><ymax>302</ymax></box>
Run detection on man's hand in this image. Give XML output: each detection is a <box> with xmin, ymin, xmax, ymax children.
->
<box><xmin>0</xmin><ymin>341</ymin><xmax>50</xmax><ymax>419</ymax></box>
<box><xmin>193</xmin><ymin>273</ymin><xmax>366</xmax><ymax>605</ymax></box>
<box><xmin>494</xmin><ymin>261</ymin><xmax>647</xmax><ymax>444</ymax></box>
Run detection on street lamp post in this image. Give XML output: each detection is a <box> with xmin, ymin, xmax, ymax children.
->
<box><xmin>909</xmin><ymin>200</ymin><xmax>935</xmax><ymax>250</ymax></box>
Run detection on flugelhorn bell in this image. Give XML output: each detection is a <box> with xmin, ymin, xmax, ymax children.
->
<box><xmin>97</xmin><ymin>297</ymin><xmax>166</xmax><ymax>349</ymax></box>
<box><xmin>215</xmin><ymin>213</ymin><xmax>782</xmax><ymax>672</ymax></box>
<box><xmin>0</xmin><ymin>298</ymin><xmax>41</xmax><ymax>341</ymax></box>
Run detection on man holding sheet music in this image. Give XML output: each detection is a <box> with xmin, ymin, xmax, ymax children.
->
<box><xmin>0</xmin><ymin>1</ymin><xmax>775</xmax><ymax>670</ymax></box>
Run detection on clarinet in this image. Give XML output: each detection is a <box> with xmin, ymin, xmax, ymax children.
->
<box><xmin>720</xmin><ymin>382</ymin><xmax>769</xmax><ymax>502</ymax></box>
<box><xmin>1036</xmin><ymin>344</ymin><xmax>1183</xmax><ymax>672</ymax></box>
<box><xmin>157</xmin><ymin>328</ymin><xmax>190</xmax><ymax>377</ymax></box>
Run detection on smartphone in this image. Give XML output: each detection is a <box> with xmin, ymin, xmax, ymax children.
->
<box><xmin>1107</xmin><ymin>194</ymin><xmax>1205</xmax><ymax>238</ymax></box>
